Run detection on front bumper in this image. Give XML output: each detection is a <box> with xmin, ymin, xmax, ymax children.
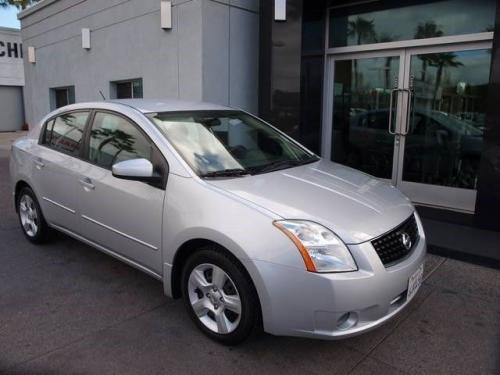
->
<box><xmin>246</xmin><ymin>216</ymin><xmax>427</xmax><ymax>339</ymax></box>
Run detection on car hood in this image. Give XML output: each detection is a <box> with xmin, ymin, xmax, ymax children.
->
<box><xmin>206</xmin><ymin>160</ymin><xmax>414</xmax><ymax>244</ymax></box>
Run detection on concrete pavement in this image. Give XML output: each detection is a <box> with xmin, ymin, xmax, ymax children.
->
<box><xmin>0</xmin><ymin>131</ymin><xmax>27</xmax><ymax>158</ymax></box>
<box><xmin>0</xmin><ymin>145</ymin><xmax>499</xmax><ymax>374</ymax></box>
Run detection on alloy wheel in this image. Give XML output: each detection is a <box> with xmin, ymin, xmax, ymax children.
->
<box><xmin>187</xmin><ymin>263</ymin><xmax>242</xmax><ymax>334</ymax></box>
<box><xmin>19</xmin><ymin>194</ymin><xmax>39</xmax><ymax>237</ymax></box>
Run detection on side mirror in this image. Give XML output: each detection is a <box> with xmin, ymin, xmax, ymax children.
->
<box><xmin>112</xmin><ymin>158</ymin><xmax>161</xmax><ymax>182</ymax></box>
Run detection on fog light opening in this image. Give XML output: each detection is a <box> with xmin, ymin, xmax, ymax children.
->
<box><xmin>336</xmin><ymin>312</ymin><xmax>358</xmax><ymax>331</ymax></box>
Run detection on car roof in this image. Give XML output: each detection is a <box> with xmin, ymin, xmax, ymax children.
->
<box><xmin>56</xmin><ymin>99</ymin><xmax>234</xmax><ymax>114</ymax></box>
<box><xmin>32</xmin><ymin>99</ymin><xmax>236</xmax><ymax>139</ymax></box>
<box><xmin>113</xmin><ymin>99</ymin><xmax>234</xmax><ymax>113</ymax></box>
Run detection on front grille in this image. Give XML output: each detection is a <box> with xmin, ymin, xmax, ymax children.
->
<box><xmin>371</xmin><ymin>214</ymin><xmax>419</xmax><ymax>266</ymax></box>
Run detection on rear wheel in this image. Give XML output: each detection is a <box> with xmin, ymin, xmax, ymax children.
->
<box><xmin>17</xmin><ymin>187</ymin><xmax>51</xmax><ymax>243</ymax></box>
<box><xmin>181</xmin><ymin>247</ymin><xmax>260</xmax><ymax>345</ymax></box>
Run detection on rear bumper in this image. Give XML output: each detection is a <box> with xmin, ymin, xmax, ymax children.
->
<box><xmin>246</xmin><ymin>216</ymin><xmax>427</xmax><ymax>339</ymax></box>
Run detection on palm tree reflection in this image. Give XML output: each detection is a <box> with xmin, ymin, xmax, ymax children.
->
<box><xmin>378</xmin><ymin>34</ymin><xmax>395</xmax><ymax>89</ymax></box>
<box><xmin>428</xmin><ymin>52</ymin><xmax>463</xmax><ymax>106</ymax></box>
<box><xmin>415</xmin><ymin>22</ymin><xmax>444</xmax><ymax>82</ymax></box>
<box><xmin>348</xmin><ymin>17</ymin><xmax>376</xmax><ymax>89</ymax></box>
<box><xmin>414</xmin><ymin>21</ymin><xmax>464</xmax><ymax>110</ymax></box>
<box><xmin>91</xmin><ymin>128</ymin><xmax>139</xmax><ymax>166</ymax></box>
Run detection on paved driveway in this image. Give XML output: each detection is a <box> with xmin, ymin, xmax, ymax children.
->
<box><xmin>0</xmin><ymin>149</ymin><xmax>499</xmax><ymax>374</ymax></box>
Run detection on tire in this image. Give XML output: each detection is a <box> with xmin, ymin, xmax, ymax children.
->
<box><xmin>17</xmin><ymin>187</ymin><xmax>51</xmax><ymax>244</ymax></box>
<box><xmin>181</xmin><ymin>247</ymin><xmax>260</xmax><ymax>345</ymax></box>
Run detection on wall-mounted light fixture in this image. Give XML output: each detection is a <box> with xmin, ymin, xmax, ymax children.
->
<box><xmin>27</xmin><ymin>46</ymin><xmax>36</xmax><ymax>63</ymax></box>
<box><xmin>161</xmin><ymin>0</ymin><xmax>172</xmax><ymax>29</ymax></box>
<box><xmin>275</xmin><ymin>0</ymin><xmax>286</xmax><ymax>21</ymax></box>
<box><xmin>82</xmin><ymin>28</ymin><xmax>91</xmax><ymax>49</ymax></box>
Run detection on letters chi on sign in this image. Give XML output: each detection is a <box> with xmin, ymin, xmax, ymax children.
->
<box><xmin>0</xmin><ymin>41</ymin><xmax>23</xmax><ymax>59</ymax></box>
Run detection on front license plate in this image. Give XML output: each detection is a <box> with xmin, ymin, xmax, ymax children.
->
<box><xmin>407</xmin><ymin>264</ymin><xmax>424</xmax><ymax>302</ymax></box>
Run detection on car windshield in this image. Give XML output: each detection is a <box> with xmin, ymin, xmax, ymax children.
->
<box><xmin>427</xmin><ymin>111</ymin><xmax>484</xmax><ymax>136</ymax></box>
<box><xmin>148</xmin><ymin>110</ymin><xmax>318</xmax><ymax>177</ymax></box>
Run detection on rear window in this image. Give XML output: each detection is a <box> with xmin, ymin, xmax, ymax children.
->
<box><xmin>42</xmin><ymin>111</ymin><xmax>90</xmax><ymax>156</ymax></box>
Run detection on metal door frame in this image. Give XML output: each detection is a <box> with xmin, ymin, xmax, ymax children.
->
<box><xmin>322</xmin><ymin>48</ymin><xmax>407</xmax><ymax>184</ymax></box>
<box><xmin>396</xmin><ymin>40</ymin><xmax>493</xmax><ymax>213</ymax></box>
<box><xmin>322</xmin><ymin>39</ymin><xmax>493</xmax><ymax>213</ymax></box>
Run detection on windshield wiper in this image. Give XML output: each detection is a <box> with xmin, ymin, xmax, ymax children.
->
<box><xmin>254</xmin><ymin>157</ymin><xmax>320</xmax><ymax>174</ymax></box>
<box><xmin>199</xmin><ymin>168</ymin><xmax>249</xmax><ymax>178</ymax></box>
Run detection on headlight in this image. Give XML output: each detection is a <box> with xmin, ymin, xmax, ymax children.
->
<box><xmin>273</xmin><ymin>220</ymin><xmax>357</xmax><ymax>273</ymax></box>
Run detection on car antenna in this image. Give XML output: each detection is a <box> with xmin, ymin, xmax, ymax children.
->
<box><xmin>99</xmin><ymin>90</ymin><xmax>106</xmax><ymax>100</ymax></box>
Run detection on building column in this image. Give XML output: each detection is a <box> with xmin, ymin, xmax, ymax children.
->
<box><xmin>475</xmin><ymin>0</ymin><xmax>500</xmax><ymax>231</ymax></box>
<box><xmin>259</xmin><ymin>0</ymin><xmax>303</xmax><ymax>139</ymax></box>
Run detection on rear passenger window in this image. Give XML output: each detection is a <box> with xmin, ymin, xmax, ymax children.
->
<box><xmin>43</xmin><ymin>112</ymin><xmax>89</xmax><ymax>156</ymax></box>
<box><xmin>88</xmin><ymin>112</ymin><xmax>152</xmax><ymax>169</ymax></box>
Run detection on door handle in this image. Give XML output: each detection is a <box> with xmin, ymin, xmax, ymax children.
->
<box><xmin>79</xmin><ymin>177</ymin><xmax>95</xmax><ymax>190</ymax></box>
<box><xmin>402</xmin><ymin>76</ymin><xmax>415</xmax><ymax>136</ymax></box>
<box><xmin>388</xmin><ymin>88</ymin><xmax>399</xmax><ymax>135</ymax></box>
<box><xmin>402</xmin><ymin>89</ymin><xmax>414</xmax><ymax>135</ymax></box>
<box><xmin>34</xmin><ymin>158</ymin><xmax>45</xmax><ymax>169</ymax></box>
<box><xmin>388</xmin><ymin>88</ymin><xmax>412</xmax><ymax>136</ymax></box>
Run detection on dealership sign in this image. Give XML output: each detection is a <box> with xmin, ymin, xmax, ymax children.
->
<box><xmin>0</xmin><ymin>28</ymin><xmax>25</xmax><ymax>86</ymax></box>
<box><xmin>0</xmin><ymin>41</ymin><xmax>23</xmax><ymax>59</ymax></box>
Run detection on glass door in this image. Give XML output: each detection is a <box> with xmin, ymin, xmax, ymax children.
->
<box><xmin>397</xmin><ymin>43</ymin><xmax>492</xmax><ymax>212</ymax></box>
<box><xmin>328</xmin><ymin>50</ymin><xmax>406</xmax><ymax>182</ymax></box>
<box><xmin>326</xmin><ymin>42</ymin><xmax>492</xmax><ymax>213</ymax></box>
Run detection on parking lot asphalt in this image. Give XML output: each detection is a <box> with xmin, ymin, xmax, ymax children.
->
<box><xmin>0</xmin><ymin>144</ymin><xmax>499</xmax><ymax>375</ymax></box>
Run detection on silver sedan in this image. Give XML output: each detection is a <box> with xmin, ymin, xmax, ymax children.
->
<box><xmin>9</xmin><ymin>99</ymin><xmax>426</xmax><ymax>344</ymax></box>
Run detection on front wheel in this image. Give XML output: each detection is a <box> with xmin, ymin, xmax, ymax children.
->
<box><xmin>181</xmin><ymin>248</ymin><xmax>260</xmax><ymax>345</ymax></box>
<box><xmin>17</xmin><ymin>187</ymin><xmax>51</xmax><ymax>243</ymax></box>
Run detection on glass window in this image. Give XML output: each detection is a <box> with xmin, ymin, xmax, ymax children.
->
<box><xmin>111</xmin><ymin>79</ymin><xmax>143</xmax><ymax>99</ymax></box>
<box><xmin>149</xmin><ymin>111</ymin><xmax>317</xmax><ymax>176</ymax></box>
<box><xmin>331</xmin><ymin>56</ymin><xmax>400</xmax><ymax>179</ymax></box>
<box><xmin>116</xmin><ymin>82</ymin><xmax>132</xmax><ymax>99</ymax></box>
<box><xmin>329</xmin><ymin>0</ymin><xmax>496</xmax><ymax>48</ymax></box>
<box><xmin>403</xmin><ymin>49</ymin><xmax>491</xmax><ymax>190</ymax></box>
<box><xmin>88</xmin><ymin>112</ymin><xmax>152</xmax><ymax>169</ymax></box>
<box><xmin>50</xmin><ymin>86</ymin><xmax>75</xmax><ymax>110</ymax></box>
<box><xmin>42</xmin><ymin>119</ymin><xmax>55</xmax><ymax>144</ymax></box>
<box><xmin>55</xmin><ymin>89</ymin><xmax>68</xmax><ymax>107</ymax></box>
<box><xmin>44</xmin><ymin>112</ymin><xmax>89</xmax><ymax>156</ymax></box>
<box><xmin>132</xmin><ymin>79</ymin><xmax>143</xmax><ymax>98</ymax></box>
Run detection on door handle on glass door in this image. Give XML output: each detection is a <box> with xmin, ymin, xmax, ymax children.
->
<box><xmin>403</xmin><ymin>76</ymin><xmax>415</xmax><ymax>136</ymax></box>
<box><xmin>389</xmin><ymin>88</ymin><xmax>413</xmax><ymax>136</ymax></box>
<box><xmin>388</xmin><ymin>88</ymin><xmax>400</xmax><ymax>135</ymax></box>
<box><xmin>79</xmin><ymin>177</ymin><xmax>95</xmax><ymax>190</ymax></box>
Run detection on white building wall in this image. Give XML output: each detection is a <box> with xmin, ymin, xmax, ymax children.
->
<box><xmin>0</xmin><ymin>27</ymin><xmax>25</xmax><ymax>131</ymax></box>
<box><xmin>19</xmin><ymin>0</ymin><xmax>259</xmax><ymax>127</ymax></box>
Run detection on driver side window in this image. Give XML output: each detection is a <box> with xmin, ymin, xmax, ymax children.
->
<box><xmin>88</xmin><ymin>112</ymin><xmax>152</xmax><ymax>170</ymax></box>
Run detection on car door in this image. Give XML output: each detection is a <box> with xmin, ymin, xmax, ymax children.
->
<box><xmin>78</xmin><ymin>111</ymin><xmax>167</xmax><ymax>274</ymax></box>
<box><xmin>33</xmin><ymin>111</ymin><xmax>91</xmax><ymax>232</ymax></box>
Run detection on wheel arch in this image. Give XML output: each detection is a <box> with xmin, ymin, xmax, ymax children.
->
<box><xmin>169</xmin><ymin>238</ymin><xmax>258</xmax><ymax>302</ymax></box>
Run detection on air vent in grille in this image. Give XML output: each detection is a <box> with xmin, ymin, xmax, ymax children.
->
<box><xmin>371</xmin><ymin>214</ymin><xmax>419</xmax><ymax>266</ymax></box>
